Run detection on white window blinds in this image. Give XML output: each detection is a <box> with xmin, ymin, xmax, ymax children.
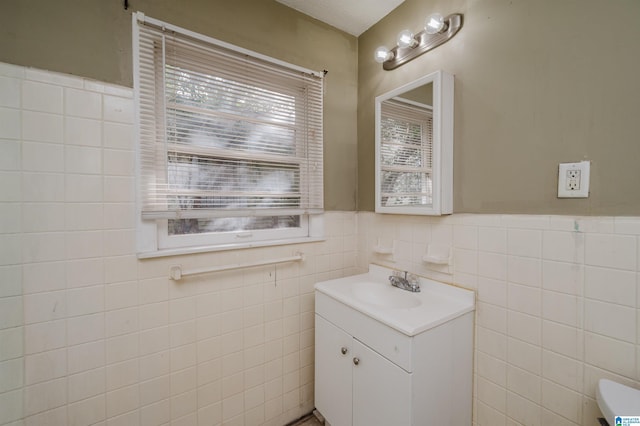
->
<box><xmin>379</xmin><ymin>99</ymin><xmax>433</xmax><ymax>207</ymax></box>
<box><xmin>134</xmin><ymin>15</ymin><xmax>324</xmax><ymax>221</ymax></box>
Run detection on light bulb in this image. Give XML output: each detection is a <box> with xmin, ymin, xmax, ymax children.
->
<box><xmin>374</xmin><ymin>46</ymin><xmax>394</xmax><ymax>63</ymax></box>
<box><xmin>396</xmin><ymin>30</ymin><xmax>418</xmax><ymax>48</ymax></box>
<box><xmin>425</xmin><ymin>13</ymin><xmax>446</xmax><ymax>34</ymax></box>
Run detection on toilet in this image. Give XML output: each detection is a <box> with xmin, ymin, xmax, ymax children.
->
<box><xmin>596</xmin><ymin>379</ymin><xmax>640</xmax><ymax>425</ymax></box>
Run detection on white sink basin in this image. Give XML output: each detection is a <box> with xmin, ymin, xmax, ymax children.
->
<box><xmin>315</xmin><ymin>264</ymin><xmax>475</xmax><ymax>336</ymax></box>
<box><xmin>351</xmin><ymin>281</ymin><xmax>421</xmax><ymax>309</ymax></box>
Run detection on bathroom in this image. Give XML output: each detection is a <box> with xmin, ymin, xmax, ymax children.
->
<box><xmin>1</xmin><ymin>0</ymin><xmax>640</xmax><ymax>425</ymax></box>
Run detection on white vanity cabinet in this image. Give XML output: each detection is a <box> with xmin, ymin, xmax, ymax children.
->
<box><xmin>315</xmin><ymin>315</ymin><xmax>411</xmax><ymax>426</ymax></box>
<box><xmin>314</xmin><ymin>265</ymin><xmax>475</xmax><ymax>426</ymax></box>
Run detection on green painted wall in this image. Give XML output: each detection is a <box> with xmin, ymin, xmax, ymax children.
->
<box><xmin>0</xmin><ymin>0</ymin><xmax>358</xmax><ymax>211</ymax></box>
<box><xmin>358</xmin><ymin>0</ymin><xmax>640</xmax><ymax>215</ymax></box>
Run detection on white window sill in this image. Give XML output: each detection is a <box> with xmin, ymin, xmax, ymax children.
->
<box><xmin>137</xmin><ymin>236</ymin><xmax>326</xmax><ymax>259</ymax></box>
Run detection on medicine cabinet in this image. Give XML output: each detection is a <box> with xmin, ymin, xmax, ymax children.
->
<box><xmin>375</xmin><ymin>70</ymin><xmax>453</xmax><ymax>215</ymax></box>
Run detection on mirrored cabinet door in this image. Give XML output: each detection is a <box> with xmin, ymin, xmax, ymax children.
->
<box><xmin>375</xmin><ymin>70</ymin><xmax>453</xmax><ymax>215</ymax></box>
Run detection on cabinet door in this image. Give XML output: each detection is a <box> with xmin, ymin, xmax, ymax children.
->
<box><xmin>315</xmin><ymin>315</ymin><xmax>353</xmax><ymax>426</ymax></box>
<box><xmin>352</xmin><ymin>339</ymin><xmax>412</xmax><ymax>426</ymax></box>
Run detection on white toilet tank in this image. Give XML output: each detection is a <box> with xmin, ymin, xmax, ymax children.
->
<box><xmin>596</xmin><ymin>379</ymin><xmax>640</xmax><ymax>425</ymax></box>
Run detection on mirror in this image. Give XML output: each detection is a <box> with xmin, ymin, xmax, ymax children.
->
<box><xmin>375</xmin><ymin>70</ymin><xmax>453</xmax><ymax>215</ymax></box>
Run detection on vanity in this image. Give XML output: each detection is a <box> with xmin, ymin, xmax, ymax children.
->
<box><xmin>314</xmin><ymin>264</ymin><xmax>474</xmax><ymax>426</ymax></box>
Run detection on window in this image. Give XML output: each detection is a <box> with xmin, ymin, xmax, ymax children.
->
<box><xmin>133</xmin><ymin>14</ymin><xmax>324</xmax><ymax>256</ymax></box>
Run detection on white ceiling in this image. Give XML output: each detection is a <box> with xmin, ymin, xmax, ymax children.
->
<box><xmin>275</xmin><ymin>0</ymin><xmax>406</xmax><ymax>36</ymax></box>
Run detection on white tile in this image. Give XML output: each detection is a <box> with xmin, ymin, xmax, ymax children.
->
<box><xmin>24</xmin><ymin>406</ymin><xmax>67</xmax><ymax>426</ymax></box>
<box><xmin>104</xmin><ymin>149</ymin><xmax>134</xmax><ymax>176</ymax></box>
<box><xmin>508</xmin><ymin>337</ymin><xmax>541</xmax><ymax>375</ymax></box>
<box><xmin>65</xmin><ymin>87</ymin><xmax>102</xmax><ymax>119</ymax></box>
<box><xmin>508</xmin><ymin>256</ymin><xmax>541</xmax><ymax>287</ymax></box>
<box><xmin>585</xmin><ymin>233</ymin><xmax>637</xmax><ymax>271</ymax></box>
<box><xmin>140</xmin><ymin>327</ymin><xmax>170</xmax><ymax>358</ymax></box>
<box><xmin>103</xmin><ymin>229</ymin><xmax>135</xmax><ymax>256</ymax></box>
<box><xmin>106</xmin><ymin>384</ymin><xmax>139</xmax><ymax>418</ymax></box>
<box><xmin>65</xmin><ymin>174</ymin><xmax>103</xmax><ymax>202</ymax></box>
<box><xmin>24</xmin><ymin>320</ymin><xmax>66</xmax><ymax>354</ymax></box>
<box><xmin>140</xmin><ymin>399</ymin><xmax>171</xmax><ymax>426</ymax></box>
<box><xmin>65</xmin><ymin>230</ymin><xmax>104</xmax><ymax>259</ymax></box>
<box><xmin>454</xmin><ymin>225</ymin><xmax>478</xmax><ymax>250</ymax></box>
<box><xmin>0</xmin><ymin>265</ymin><xmax>21</xmax><ymax>297</ymax></box>
<box><xmin>104</xmin><ymin>255</ymin><xmax>138</xmax><ymax>284</ymax></box>
<box><xmin>103</xmin><ymin>95</ymin><xmax>134</xmax><ymax>124</ymax></box>
<box><xmin>25</xmin><ymin>67</ymin><xmax>83</xmax><ymax>89</ymax></box>
<box><xmin>67</xmin><ymin>394</ymin><xmax>106</xmax><ymax>425</ymax></box>
<box><xmin>543</xmin><ymin>230</ymin><xmax>585</xmax><ymax>263</ymax></box>
<box><xmin>584</xmin><ymin>299</ymin><xmax>635</xmax><ymax>343</ymax></box>
<box><xmin>0</xmin><ymin>390</ymin><xmax>23</xmax><ymax>423</ymax></box>
<box><xmin>103</xmin><ymin>84</ymin><xmax>133</xmax><ymax>99</ymax></box>
<box><xmin>542</xmin><ymin>350</ymin><xmax>583</xmax><ymax>392</ymax></box>
<box><xmin>65</xmin><ymin>203</ymin><xmax>104</xmax><ymax>231</ymax></box>
<box><xmin>541</xmin><ymin>379</ymin><xmax>582</xmax><ymax>423</ymax></box>
<box><xmin>106</xmin><ymin>333</ymin><xmax>139</xmax><ymax>365</ymax></box>
<box><xmin>478</xmin><ymin>277</ymin><xmax>507</xmax><ymax>307</ymax></box>
<box><xmin>22</xmin><ymin>232</ymin><xmax>66</xmax><ymax>263</ymax></box>
<box><xmin>65</xmin><ymin>116</ymin><xmax>102</xmax><ymax>147</ymax></box>
<box><xmin>507</xmin><ymin>228</ymin><xmax>542</xmax><ymax>258</ymax></box>
<box><xmin>66</xmin><ymin>312</ymin><xmax>104</xmax><ymax>346</ymax></box>
<box><xmin>454</xmin><ymin>248</ymin><xmax>478</xmax><ymax>274</ymax></box>
<box><xmin>584</xmin><ymin>332</ymin><xmax>636</xmax><ymax>378</ymax></box>
<box><xmin>22</xmin><ymin>110</ymin><xmax>63</xmax><ymax>143</ymax></box>
<box><xmin>0</xmin><ymin>76</ymin><xmax>21</xmax><ymax>108</ymax></box>
<box><xmin>0</xmin><ymin>357</ymin><xmax>24</xmax><ymax>392</ymax></box>
<box><xmin>506</xmin><ymin>390</ymin><xmax>541</xmax><ymax>426</ymax></box>
<box><xmin>477</xmin><ymin>302</ymin><xmax>507</xmax><ymax>334</ymax></box>
<box><xmin>478</xmin><ymin>252</ymin><xmax>507</xmax><ymax>280</ymax></box>
<box><xmin>477</xmin><ymin>326</ymin><xmax>507</xmax><ymax>361</ymax></box>
<box><xmin>542</xmin><ymin>290</ymin><xmax>580</xmax><ymax>328</ymax></box>
<box><xmin>104</xmin><ymin>176</ymin><xmax>134</xmax><ymax>202</ymax></box>
<box><xmin>106</xmin><ymin>359</ymin><xmax>139</xmax><ymax>391</ymax></box>
<box><xmin>139</xmin><ymin>350</ymin><xmax>170</xmax><ymax>381</ymax></box>
<box><xmin>103</xmin><ymin>122</ymin><xmax>133</xmax><ymax>150</ymax></box>
<box><xmin>24</xmin><ymin>348</ymin><xmax>66</xmax><ymax>385</ymax></box>
<box><xmin>24</xmin><ymin>377</ymin><xmax>67</xmax><ymax>416</ymax></box>
<box><xmin>68</xmin><ymin>368</ymin><xmax>105</xmax><ymax>403</ymax></box>
<box><xmin>139</xmin><ymin>302</ymin><xmax>168</xmax><ymax>330</ymax></box>
<box><xmin>65</xmin><ymin>145</ymin><xmax>102</xmax><ymax>174</ymax></box>
<box><xmin>0</xmin><ymin>139</ymin><xmax>21</xmax><ymax>170</ymax></box>
<box><xmin>67</xmin><ymin>340</ymin><xmax>105</xmax><ymax>374</ymax></box>
<box><xmin>584</xmin><ymin>266</ymin><xmax>636</xmax><ymax>307</ymax></box>
<box><xmin>22</xmin><ymin>172</ymin><xmax>65</xmax><ymax>202</ymax></box>
<box><xmin>614</xmin><ymin>217</ymin><xmax>640</xmax><ymax>235</ymax></box>
<box><xmin>0</xmin><ymin>107</ymin><xmax>21</xmax><ymax>139</ymax></box>
<box><xmin>479</xmin><ymin>226</ymin><xmax>507</xmax><ymax>254</ymax></box>
<box><xmin>507</xmin><ymin>310</ymin><xmax>541</xmax><ymax>345</ymax></box>
<box><xmin>66</xmin><ymin>258</ymin><xmax>104</xmax><ymax>288</ymax></box>
<box><xmin>508</xmin><ymin>283</ymin><xmax>540</xmax><ymax>317</ymax></box>
<box><xmin>0</xmin><ymin>62</ymin><xmax>24</xmax><ymax>78</ymax></box>
<box><xmin>0</xmin><ymin>233</ymin><xmax>21</xmax><ymax>266</ymax></box>
<box><xmin>542</xmin><ymin>260</ymin><xmax>583</xmax><ymax>296</ymax></box>
<box><xmin>22</xmin><ymin>202</ymin><xmax>65</xmax><ymax>232</ymax></box>
<box><xmin>0</xmin><ymin>327</ymin><xmax>24</xmax><ymax>361</ymax></box>
<box><xmin>66</xmin><ymin>285</ymin><xmax>104</xmax><ymax>317</ymax></box>
<box><xmin>507</xmin><ymin>364</ymin><xmax>540</xmax><ymax>403</ymax></box>
<box><xmin>22</xmin><ymin>80</ymin><xmax>63</xmax><ymax>113</ymax></box>
<box><xmin>23</xmin><ymin>290</ymin><xmax>67</xmax><ymax>324</ymax></box>
<box><xmin>542</xmin><ymin>320</ymin><xmax>582</xmax><ymax>360</ymax></box>
<box><xmin>106</xmin><ymin>307</ymin><xmax>139</xmax><ymax>337</ymax></box>
<box><xmin>0</xmin><ymin>203</ymin><xmax>20</xmax><ymax>234</ymax></box>
<box><xmin>105</xmin><ymin>281</ymin><xmax>138</xmax><ymax>311</ymax></box>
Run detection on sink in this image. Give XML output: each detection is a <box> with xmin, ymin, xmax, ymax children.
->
<box><xmin>351</xmin><ymin>281</ymin><xmax>421</xmax><ymax>309</ymax></box>
<box><xmin>315</xmin><ymin>264</ymin><xmax>475</xmax><ymax>336</ymax></box>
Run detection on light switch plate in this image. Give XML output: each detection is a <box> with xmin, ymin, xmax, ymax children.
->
<box><xmin>558</xmin><ymin>161</ymin><xmax>590</xmax><ymax>198</ymax></box>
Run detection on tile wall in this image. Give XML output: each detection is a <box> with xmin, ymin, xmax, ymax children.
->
<box><xmin>2</xmin><ymin>62</ymin><xmax>640</xmax><ymax>426</ymax></box>
<box><xmin>0</xmin><ymin>62</ymin><xmax>359</xmax><ymax>426</ymax></box>
<box><xmin>357</xmin><ymin>212</ymin><xmax>640</xmax><ymax>426</ymax></box>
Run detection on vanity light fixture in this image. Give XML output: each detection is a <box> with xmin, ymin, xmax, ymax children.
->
<box><xmin>374</xmin><ymin>13</ymin><xmax>463</xmax><ymax>70</ymax></box>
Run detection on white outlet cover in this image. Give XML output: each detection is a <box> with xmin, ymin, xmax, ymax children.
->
<box><xmin>558</xmin><ymin>161</ymin><xmax>590</xmax><ymax>198</ymax></box>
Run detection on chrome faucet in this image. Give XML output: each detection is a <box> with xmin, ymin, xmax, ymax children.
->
<box><xmin>389</xmin><ymin>271</ymin><xmax>420</xmax><ymax>292</ymax></box>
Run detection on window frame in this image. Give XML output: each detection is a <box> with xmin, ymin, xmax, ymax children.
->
<box><xmin>132</xmin><ymin>13</ymin><xmax>324</xmax><ymax>258</ymax></box>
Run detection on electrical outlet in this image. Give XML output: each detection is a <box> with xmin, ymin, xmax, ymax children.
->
<box><xmin>558</xmin><ymin>161</ymin><xmax>590</xmax><ymax>198</ymax></box>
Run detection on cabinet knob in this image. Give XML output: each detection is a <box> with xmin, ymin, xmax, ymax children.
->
<box><xmin>341</xmin><ymin>347</ymin><xmax>348</xmax><ymax>355</ymax></box>
<box><xmin>353</xmin><ymin>357</ymin><xmax>360</xmax><ymax>366</ymax></box>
